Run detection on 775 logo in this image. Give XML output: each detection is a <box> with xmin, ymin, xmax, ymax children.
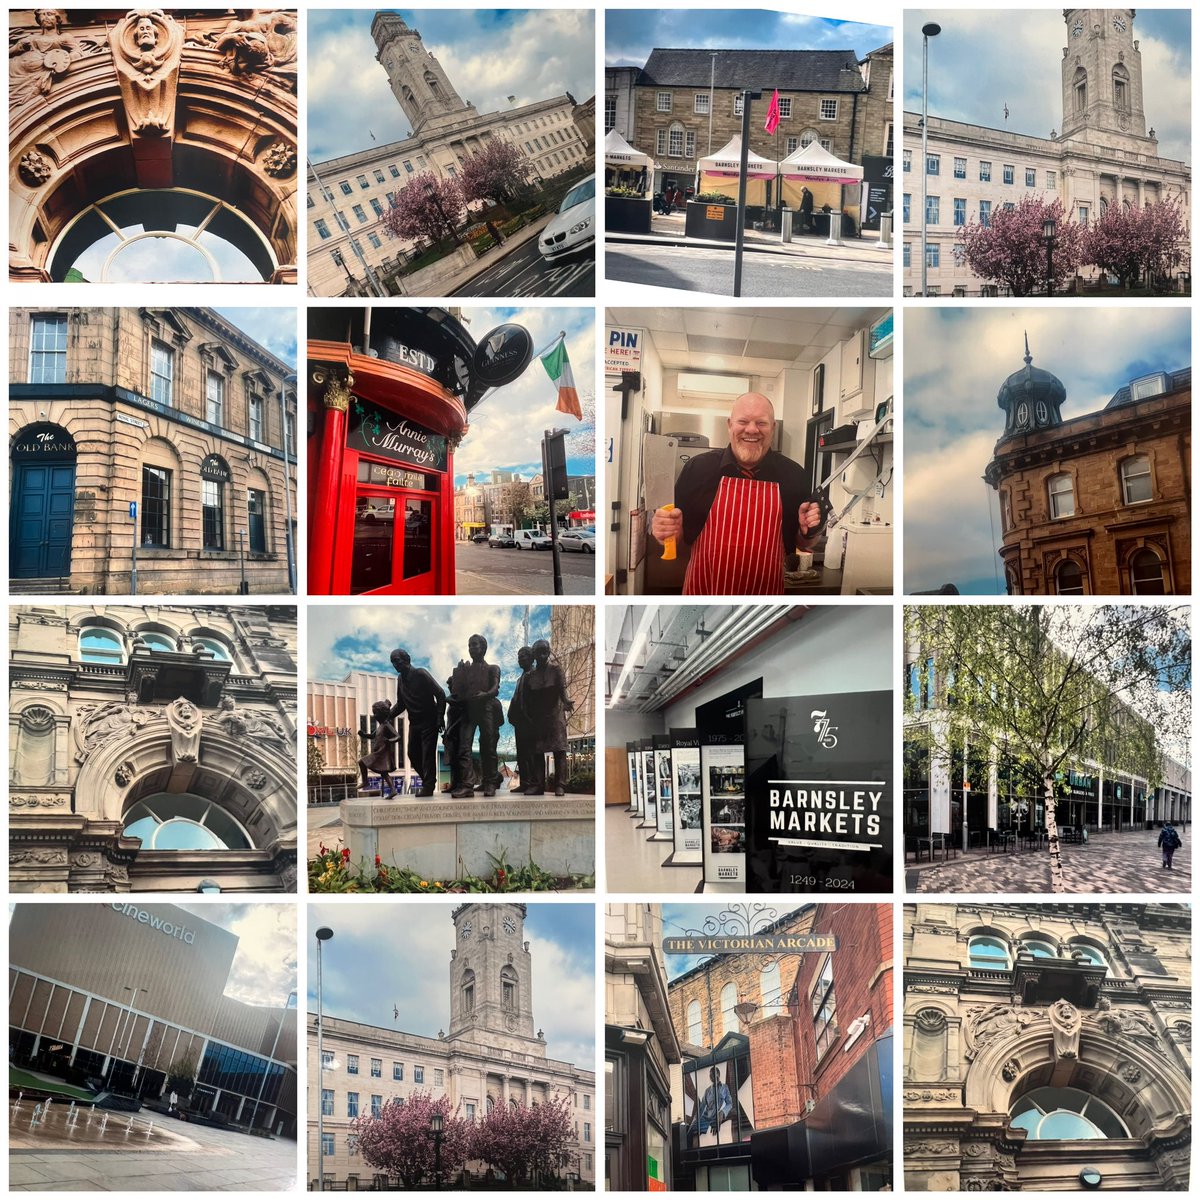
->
<box><xmin>810</xmin><ymin>710</ymin><xmax>838</xmax><ymax>749</ymax></box>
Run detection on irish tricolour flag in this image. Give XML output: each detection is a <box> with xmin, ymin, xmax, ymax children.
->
<box><xmin>541</xmin><ymin>337</ymin><xmax>582</xmax><ymax>420</ymax></box>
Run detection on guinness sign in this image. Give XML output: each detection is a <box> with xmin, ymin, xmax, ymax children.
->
<box><xmin>473</xmin><ymin>323</ymin><xmax>533</xmax><ymax>388</ymax></box>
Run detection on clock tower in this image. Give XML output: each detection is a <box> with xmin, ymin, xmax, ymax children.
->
<box><xmin>995</xmin><ymin>335</ymin><xmax>1067</xmax><ymax>442</ymax></box>
<box><xmin>448</xmin><ymin>903</ymin><xmax>545</xmax><ymax>1056</ymax></box>
<box><xmin>1060</xmin><ymin>9</ymin><xmax>1154</xmax><ymax>152</ymax></box>
<box><xmin>371</xmin><ymin>12</ymin><xmax>476</xmax><ymax>136</ymax></box>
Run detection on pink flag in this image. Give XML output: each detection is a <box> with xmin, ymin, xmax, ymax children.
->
<box><xmin>764</xmin><ymin>89</ymin><xmax>781</xmax><ymax>134</ymax></box>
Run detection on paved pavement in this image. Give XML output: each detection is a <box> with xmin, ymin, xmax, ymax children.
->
<box><xmin>455</xmin><ymin>539</ymin><xmax>595</xmax><ymax>595</ymax></box>
<box><xmin>907</xmin><ymin>827</ymin><xmax>1191</xmax><ymax>894</ymax></box>
<box><xmin>308</xmin><ymin>806</ymin><xmax>343</xmax><ymax>858</ymax></box>
<box><xmin>11</xmin><ymin>1110</ymin><xmax>298</xmax><ymax>1191</ymax></box>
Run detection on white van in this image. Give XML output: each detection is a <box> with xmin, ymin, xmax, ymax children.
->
<box><xmin>514</xmin><ymin>529</ymin><xmax>552</xmax><ymax>551</ymax></box>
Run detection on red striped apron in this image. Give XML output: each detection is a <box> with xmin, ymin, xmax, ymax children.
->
<box><xmin>683</xmin><ymin>474</ymin><xmax>783</xmax><ymax>595</ymax></box>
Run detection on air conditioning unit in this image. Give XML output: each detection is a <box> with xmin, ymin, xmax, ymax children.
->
<box><xmin>676</xmin><ymin>373</ymin><xmax>751</xmax><ymax>401</ymax></box>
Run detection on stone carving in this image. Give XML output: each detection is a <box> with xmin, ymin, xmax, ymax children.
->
<box><xmin>963</xmin><ymin>1004</ymin><xmax>1039</xmax><ymax>1061</ymax></box>
<box><xmin>906</xmin><ymin>1141</ymin><xmax>957</xmax><ymax>1155</ymax></box>
<box><xmin>197</xmin><ymin>10</ymin><xmax>298</xmax><ymax>89</ymax></box>
<box><xmin>74</xmin><ymin>703</ymin><xmax>152</xmax><ymax>764</ymax></box>
<box><xmin>18</xmin><ymin>150</ymin><xmax>53</xmax><ymax>186</ymax></box>
<box><xmin>962</xmin><ymin>1144</ymin><xmax>991</xmax><ymax>1159</ymax></box>
<box><xmin>279</xmin><ymin>862</ymin><xmax>298</xmax><ymax>892</ymax></box>
<box><xmin>114</xmin><ymin>759</ymin><xmax>136</xmax><ymax>787</ymax></box>
<box><xmin>915</xmin><ymin>1008</ymin><xmax>948</xmax><ymax>1033</ymax></box>
<box><xmin>1001</xmin><ymin>1057</ymin><xmax>1020</xmax><ymax>1082</ymax></box>
<box><xmin>262</xmin><ymin>140</ymin><xmax>296</xmax><ymax>177</ymax></box>
<box><xmin>21</xmin><ymin>705</ymin><xmax>56</xmax><ymax>729</ymax></box>
<box><xmin>72</xmin><ymin>852</ymin><xmax>97</xmax><ymax>867</ymax></box>
<box><xmin>9</xmin><ymin>9</ymin><xmax>105</xmax><ymax>109</ymax></box>
<box><xmin>1167</xmin><ymin>1020</ymin><xmax>1190</xmax><ymax>1046</ymax></box>
<box><xmin>11</xmin><ymin>849</ymin><xmax>68</xmax><ymax>865</ymax></box>
<box><xmin>214</xmin><ymin>695</ymin><xmax>288</xmax><ymax>750</ymax></box>
<box><xmin>110</xmin><ymin>9</ymin><xmax>185</xmax><ymax>137</ymax></box>
<box><xmin>16</xmin><ymin>680</ymin><xmax>69</xmax><ymax>691</ymax></box>
<box><xmin>165</xmin><ymin>696</ymin><xmax>202</xmax><ymax>762</ymax></box>
<box><xmin>1091</xmin><ymin>1002</ymin><xmax>1161</xmax><ymax>1047</ymax></box>
<box><xmin>1119</xmin><ymin>1061</ymin><xmax>1142</xmax><ymax>1084</ymax></box>
<box><xmin>904</xmin><ymin>1088</ymin><xmax>960</xmax><ymax>1103</ymax></box>
<box><xmin>908</xmin><ymin>984</ymin><xmax>960</xmax><ymax>995</ymax></box>
<box><xmin>912</xmin><ymin>922</ymin><xmax>957</xmax><ymax>935</ymax></box>
<box><xmin>10</xmin><ymin>795</ymin><xmax>71</xmax><ymax>810</ymax></box>
<box><xmin>1048</xmin><ymin>999</ymin><xmax>1082</xmax><ymax>1061</ymax></box>
<box><xmin>244</xmin><ymin>768</ymin><xmax>269</xmax><ymax>791</ymax></box>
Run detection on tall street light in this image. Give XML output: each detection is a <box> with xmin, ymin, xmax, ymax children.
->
<box><xmin>920</xmin><ymin>22</ymin><xmax>942</xmax><ymax>297</ymax></box>
<box><xmin>430</xmin><ymin>1109</ymin><xmax>444</xmax><ymax>1190</ymax></box>
<box><xmin>316</xmin><ymin>927</ymin><xmax>334</xmax><ymax>1191</ymax></box>
<box><xmin>1042</xmin><ymin>217</ymin><xmax>1057</xmax><ymax>295</ymax></box>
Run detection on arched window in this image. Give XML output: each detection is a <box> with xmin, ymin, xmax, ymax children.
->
<box><xmin>1119</xmin><ymin>455</ymin><xmax>1152</xmax><ymax>504</ymax></box>
<box><xmin>1009</xmin><ymin>1087</ymin><xmax>1128</xmax><ymax>1140</ymax></box>
<box><xmin>1055</xmin><ymin>559</ymin><xmax>1085</xmax><ymax>595</ymax></box>
<box><xmin>1018</xmin><ymin>936</ymin><xmax>1058</xmax><ymax>959</ymax></box>
<box><xmin>800</xmin><ymin>128</ymin><xmax>820</xmax><ymax>149</ymax></box>
<box><xmin>760</xmin><ymin>961</ymin><xmax>782</xmax><ymax>1010</ymax></box>
<box><xmin>133</xmin><ymin>631</ymin><xmax>176</xmax><ymax>653</ymax></box>
<box><xmin>1129</xmin><ymin>548</ymin><xmax>1166</xmax><ymax>594</ymax></box>
<box><xmin>1005</xmin><ymin>564</ymin><xmax>1021</xmax><ymax>596</ymax></box>
<box><xmin>968</xmin><ymin>935</ymin><xmax>1011</xmax><ymax>969</ymax></box>
<box><xmin>720</xmin><ymin>982</ymin><xmax>739</xmax><ymax>1035</ymax></box>
<box><xmin>1112</xmin><ymin>65</ymin><xmax>1129</xmax><ymax>111</ymax></box>
<box><xmin>194</xmin><ymin>637</ymin><xmax>232</xmax><ymax>662</ymax></box>
<box><xmin>461</xmin><ymin>969</ymin><xmax>475</xmax><ymax>1013</ymax></box>
<box><xmin>1073</xmin><ymin>68</ymin><xmax>1088</xmax><ymax>113</ymax></box>
<box><xmin>122</xmin><ymin>793</ymin><xmax>252</xmax><ymax>850</ymax></box>
<box><xmin>1047</xmin><ymin>472</ymin><xmax>1075</xmax><ymax>518</ymax></box>
<box><xmin>79</xmin><ymin>627</ymin><xmax>125</xmax><ymax>664</ymax></box>
<box><xmin>501</xmin><ymin>965</ymin><xmax>519</xmax><ymax>1011</ymax></box>
<box><xmin>1069</xmin><ymin>942</ymin><xmax>1108</xmax><ymax>972</ymax></box>
<box><xmin>687</xmin><ymin>1000</ymin><xmax>702</xmax><ymax>1044</ymax></box>
<box><xmin>667</xmin><ymin>121</ymin><xmax>685</xmax><ymax>158</ymax></box>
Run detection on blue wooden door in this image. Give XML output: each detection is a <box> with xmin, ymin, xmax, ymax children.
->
<box><xmin>11</xmin><ymin>461</ymin><xmax>75</xmax><ymax>578</ymax></box>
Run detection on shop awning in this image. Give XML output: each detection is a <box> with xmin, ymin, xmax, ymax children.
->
<box><xmin>605</xmin><ymin>128</ymin><xmax>656</xmax><ymax>170</ymax></box>
<box><xmin>698</xmin><ymin>136</ymin><xmax>778</xmax><ymax>179</ymax></box>
<box><xmin>778</xmin><ymin>141</ymin><xmax>864</xmax><ymax>184</ymax></box>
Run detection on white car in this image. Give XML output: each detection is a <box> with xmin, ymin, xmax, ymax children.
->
<box><xmin>514</xmin><ymin>529</ymin><xmax>552</xmax><ymax>550</ymax></box>
<box><xmin>539</xmin><ymin>176</ymin><xmax>595</xmax><ymax>261</ymax></box>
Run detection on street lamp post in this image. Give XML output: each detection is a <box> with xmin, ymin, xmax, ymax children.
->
<box><xmin>430</xmin><ymin>1109</ymin><xmax>444</xmax><ymax>1191</ymax></box>
<box><xmin>1042</xmin><ymin>217</ymin><xmax>1057</xmax><ymax>295</ymax></box>
<box><xmin>316</xmin><ymin>927</ymin><xmax>334</xmax><ymax>1192</ymax></box>
<box><xmin>920</xmin><ymin>22</ymin><xmax>942</xmax><ymax>297</ymax></box>
<box><xmin>117</xmin><ymin>986</ymin><xmax>146</xmax><ymax>1094</ymax></box>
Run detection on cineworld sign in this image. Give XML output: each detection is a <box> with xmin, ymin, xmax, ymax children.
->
<box><xmin>111</xmin><ymin>902</ymin><xmax>197</xmax><ymax>945</ymax></box>
<box><xmin>663</xmin><ymin>933</ymin><xmax>838</xmax><ymax>955</ymax></box>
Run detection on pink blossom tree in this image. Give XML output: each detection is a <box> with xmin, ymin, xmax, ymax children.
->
<box><xmin>458</xmin><ymin>139</ymin><xmax>530</xmax><ymax>208</ymax></box>
<box><xmin>1087</xmin><ymin>198</ymin><xmax>1187</xmax><ymax>291</ymax></box>
<box><xmin>957</xmin><ymin>196</ymin><xmax>1084</xmax><ymax>296</ymax></box>
<box><xmin>381</xmin><ymin>173</ymin><xmax>465</xmax><ymax>247</ymax></box>
<box><xmin>469</xmin><ymin>1096</ymin><xmax>574</xmax><ymax>1188</ymax></box>
<box><xmin>351</xmin><ymin>1092</ymin><xmax>471</xmax><ymax>1189</ymax></box>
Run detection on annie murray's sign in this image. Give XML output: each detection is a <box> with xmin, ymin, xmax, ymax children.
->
<box><xmin>347</xmin><ymin>396</ymin><xmax>447</xmax><ymax>472</ymax></box>
<box><xmin>664</xmin><ymin>933</ymin><xmax>838</xmax><ymax>955</ymax></box>
<box><xmin>111</xmin><ymin>902</ymin><xmax>197</xmax><ymax>945</ymax></box>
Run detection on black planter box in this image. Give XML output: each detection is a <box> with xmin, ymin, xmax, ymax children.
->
<box><xmin>685</xmin><ymin>200</ymin><xmax>738</xmax><ymax>240</ymax></box>
<box><xmin>605</xmin><ymin>194</ymin><xmax>652</xmax><ymax>234</ymax></box>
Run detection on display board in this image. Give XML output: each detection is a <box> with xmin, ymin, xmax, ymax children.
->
<box><xmin>640</xmin><ymin>739</ymin><xmax>657</xmax><ymax>827</ymax></box>
<box><xmin>626</xmin><ymin>742</ymin><xmax>639</xmax><ymax>813</ymax></box>
<box><xmin>744</xmin><ymin>690</ymin><xmax>892</xmax><ymax>893</ymax></box>
<box><xmin>652</xmin><ymin>734</ymin><xmax>673</xmax><ymax>840</ymax></box>
<box><xmin>670</xmin><ymin>728</ymin><xmax>703</xmax><ymax>864</ymax></box>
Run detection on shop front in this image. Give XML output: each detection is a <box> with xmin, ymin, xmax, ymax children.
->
<box><xmin>308</xmin><ymin>308</ymin><xmax>532</xmax><ymax>595</ymax></box>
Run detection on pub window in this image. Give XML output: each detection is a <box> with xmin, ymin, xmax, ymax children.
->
<box><xmin>248</xmin><ymin>393</ymin><xmax>264</xmax><ymax>441</ymax></box>
<box><xmin>206</xmin><ymin>371</ymin><xmax>224</xmax><ymax>426</ymax></box>
<box><xmin>202</xmin><ymin>478</ymin><xmax>225</xmax><ymax>550</ymax></box>
<box><xmin>141</xmin><ymin>466</ymin><xmax>171</xmax><ymax>547</ymax></box>
<box><xmin>1119</xmin><ymin>455</ymin><xmax>1152</xmax><ymax>504</ymax></box>
<box><xmin>247</xmin><ymin>488</ymin><xmax>267</xmax><ymax>553</ymax></box>
<box><xmin>150</xmin><ymin>339</ymin><xmax>174</xmax><ymax>406</ymax></box>
<box><xmin>30</xmin><ymin>314</ymin><xmax>68</xmax><ymax>384</ymax></box>
<box><xmin>79</xmin><ymin>627</ymin><xmax>126</xmax><ymax>664</ymax></box>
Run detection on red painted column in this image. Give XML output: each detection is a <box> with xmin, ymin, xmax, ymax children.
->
<box><xmin>440</xmin><ymin>449</ymin><xmax>457</xmax><ymax>594</ymax></box>
<box><xmin>310</xmin><ymin>373</ymin><xmax>351</xmax><ymax>594</ymax></box>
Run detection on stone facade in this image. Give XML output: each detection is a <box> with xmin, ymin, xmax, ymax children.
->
<box><xmin>10</xmin><ymin>307</ymin><xmax>297</xmax><ymax>596</ymax></box>
<box><xmin>903</xmin><ymin>9</ymin><xmax>1190</xmax><ymax>294</ymax></box>
<box><xmin>983</xmin><ymin>356</ymin><xmax>1190</xmax><ymax>595</ymax></box>
<box><xmin>903</xmin><ymin>902</ymin><xmax>1191</xmax><ymax>1191</ymax></box>
<box><xmin>9</xmin><ymin>604</ymin><xmax>298</xmax><ymax>893</ymax></box>
<box><xmin>10</xmin><ymin>9</ymin><xmax>298</xmax><ymax>284</ymax></box>
<box><xmin>307</xmin><ymin>13</ymin><xmax>590</xmax><ymax>297</ymax></box>
<box><xmin>309</xmin><ymin>904</ymin><xmax>595</xmax><ymax>1188</ymax></box>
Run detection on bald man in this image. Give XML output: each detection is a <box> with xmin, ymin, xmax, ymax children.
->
<box><xmin>650</xmin><ymin>392</ymin><xmax>822</xmax><ymax>594</ymax></box>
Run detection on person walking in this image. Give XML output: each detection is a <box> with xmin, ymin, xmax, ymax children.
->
<box><xmin>1157</xmin><ymin>821</ymin><xmax>1182</xmax><ymax>869</ymax></box>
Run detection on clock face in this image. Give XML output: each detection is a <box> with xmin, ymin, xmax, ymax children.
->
<box><xmin>503</xmin><ymin>916</ymin><xmax>517</xmax><ymax>935</ymax></box>
<box><xmin>1112</xmin><ymin>15</ymin><xmax>1127</xmax><ymax>33</ymax></box>
<box><xmin>461</xmin><ymin>922</ymin><xmax>473</xmax><ymax>940</ymax></box>
<box><xmin>1016</xmin><ymin>401</ymin><xmax>1030</xmax><ymax>426</ymax></box>
<box><xmin>1072</xmin><ymin>18</ymin><xmax>1083</xmax><ymax>37</ymax></box>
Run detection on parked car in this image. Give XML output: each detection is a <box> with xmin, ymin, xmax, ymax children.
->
<box><xmin>469</xmin><ymin>531</ymin><xmax>489</xmax><ymax>544</ymax></box>
<box><xmin>559</xmin><ymin>529</ymin><xmax>596</xmax><ymax>553</ymax></box>
<box><xmin>488</xmin><ymin>531</ymin><xmax>516</xmax><ymax>548</ymax></box>
<box><xmin>539</xmin><ymin>175</ymin><xmax>595</xmax><ymax>261</ymax></box>
<box><xmin>514</xmin><ymin>529</ymin><xmax>552</xmax><ymax>550</ymax></box>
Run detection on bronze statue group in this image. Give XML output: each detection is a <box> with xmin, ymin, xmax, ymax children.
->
<box><xmin>358</xmin><ymin>635</ymin><xmax>574</xmax><ymax>799</ymax></box>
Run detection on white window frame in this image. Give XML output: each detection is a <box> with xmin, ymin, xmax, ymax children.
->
<box><xmin>693</xmin><ymin>93</ymin><xmax>709</xmax><ymax>115</ymax></box>
<box><xmin>1048</xmin><ymin>472</ymin><xmax>1075</xmax><ymax>519</ymax></box>
<box><xmin>1120</xmin><ymin>456</ymin><xmax>1153</xmax><ymax>504</ymax></box>
<box><xmin>819</xmin><ymin>97</ymin><xmax>838</xmax><ymax>120</ymax></box>
<box><xmin>656</xmin><ymin>92</ymin><xmax>672</xmax><ymax>112</ymax></box>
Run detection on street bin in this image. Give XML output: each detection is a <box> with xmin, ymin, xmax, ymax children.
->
<box><xmin>781</xmin><ymin>209</ymin><xmax>793</xmax><ymax>243</ymax></box>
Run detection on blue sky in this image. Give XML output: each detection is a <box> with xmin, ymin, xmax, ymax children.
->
<box><xmin>213</xmin><ymin>308</ymin><xmax>298</xmax><ymax>369</ymax></box>
<box><xmin>606</xmin><ymin>10</ymin><xmax>893</xmax><ymax>65</ymax></box>
<box><xmin>308</xmin><ymin>9</ymin><xmax>595</xmax><ymax>162</ymax></box>
<box><xmin>450</xmin><ymin>306</ymin><xmax>595</xmax><ymax>486</ymax></box>
<box><xmin>903</xmin><ymin>308</ymin><xmax>1191</xmax><ymax>594</ymax></box>
<box><xmin>904</xmin><ymin>9</ymin><xmax>1190</xmax><ymax>165</ymax></box>
<box><xmin>661</xmin><ymin>902</ymin><xmax>811</xmax><ymax>981</ymax></box>
<box><xmin>309</xmin><ymin>603</ymin><xmax>578</xmax><ymax>753</ymax></box>
<box><xmin>307</xmin><ymin>901</ymin><xmax>594</xmax><ymax>1069</ymax></box>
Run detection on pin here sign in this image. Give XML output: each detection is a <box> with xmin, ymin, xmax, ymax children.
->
<box><xmin>605</xmin><ymin>326</ymin><xmax>643</xmax><ymax>374</ymax></box>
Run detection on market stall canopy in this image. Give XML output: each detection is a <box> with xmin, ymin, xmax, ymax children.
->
<box><xmin>778</xmin><ymin>140</ymin><xmax>864</xmax><ymax>184</ymax></box>
<box><xmin>698</xmin><ymin>136</ymin><xmax>778</xmax><ymax>179</ymax></box>
<box><xmin>604</xmin><ymin>128</ymin><xmax>656</xmax><ymax>170</ymax></box>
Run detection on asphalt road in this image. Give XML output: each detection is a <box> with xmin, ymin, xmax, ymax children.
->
<box><xmin>605</xmin><ymin>245</ymin><xmax>892</xmax><ymax>297</ymax></box>
<box><xmin>455</xmin><ymin>538</ymin><xmax>596</xmax><ymax>595</ymax></box>
<box><xmin>454</xmin><ymin>238</ymin><xmax>595</xmax><ymax>298</ymax></box>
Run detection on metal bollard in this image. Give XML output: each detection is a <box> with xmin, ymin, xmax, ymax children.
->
<box><xmin>879</xmin><ymin>212</ymin><xmax>893</xmax><ymax>249</ymax></box>
<box><xmin>825</xmin><ymin>208</ymin><xmax>842</xmax><ymax>248</ymax></box>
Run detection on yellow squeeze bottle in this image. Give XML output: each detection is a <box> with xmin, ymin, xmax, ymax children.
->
<box><xmin>662</xmin><ymin>503</ymin><xmax>677</xmax><ymax>560</ymax></box>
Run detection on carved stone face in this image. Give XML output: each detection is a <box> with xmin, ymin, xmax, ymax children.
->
<box><xmin>35</xmin><ymin>9</ymin><xmax>61</xmax><ymax>32</ymax></box>
<box><xmin>135</xmin><ymin>16</ymin><xmax>157</xmax><ymax>49</ymax></box>
<box><xmin>468</xmin><ymin>634</ymin><xmax>487</xmax><ymax>660</ymax></box>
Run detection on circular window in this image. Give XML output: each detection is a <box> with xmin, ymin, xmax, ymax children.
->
<box><xmin>49</xmin><ymin>189</ymin><xmax>276</xmax><ymax>283</ymax></box>
<box><xmin>1009</xmin><ymin>1087</ymin><xmax>1129</xmax><ymax>1140</ymax></box>
<box><xmin>123</xmin><ymin>793</ymin><xmax>252</xmax><ymax>851</ymax></box>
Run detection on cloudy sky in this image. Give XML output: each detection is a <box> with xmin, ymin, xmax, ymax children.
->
<box><xmin>309</xmin><ymin>602</ymin><xmax>591</xmax><ymax>753</ymax></box>
<box><xmin>606</xmin><ymin>9</ymin><xmax>893</xmax><ymax>65</ymax></box>
<box><xmin>903</xmin><ymin>307</ymin><xmax>1191</xmax><ymax>594</ymax></box>
<box><xmin>661</xmin><ymin>902</ymin><xmax>811</xmax><ymax>981</ymax></box>
<box><xmin>214</xmin><ymin>307</ymin><xmax>298</xmax><ymax>370</ymax></box>
<box><xmin>452</xmin><ymin>305</ymin><xmax>595</xmax><ymax>486</ymax></box>
<box><xmin>308</xmin><ymin>9</ymin><xmax>595</xmax><ymax>162</ymax></box>
<box><xmin>904</xmin><ymin>9</ymin><xmax>1191</xmax><ymax>164</ymax></box>
<box><xmin>307</xmin><ymin>901</ymin><xmax>594</xmax><ymax>1068</ymax></box>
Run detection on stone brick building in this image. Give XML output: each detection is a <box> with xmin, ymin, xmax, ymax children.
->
<box><xmin>10</xmin><ymin>8</ymin><xmax>298</xmax><ymax>284</ymax></box>
<box><xmin>625</xmin><ymin>43</ymin><xmax>893</xmax><ymax>188</ymax></box>
<box><xmin>9</xmin><ymin>604</ymin><xmax>298</xmax><ymax>893</ymax></box>
<box><xmin>903</xmin><ymin>902</ymin><xmax>1191</xmax><ymax>1191</ymax></box>
<box><xmin>983</xmin><ymin>344</ymin><xmax>1190</xmax><ymax>595</ymax></box>
<box><xmin>10</xmin><ymin>307</ymin><xmax>298</xmax><ymax>596</ymax></box>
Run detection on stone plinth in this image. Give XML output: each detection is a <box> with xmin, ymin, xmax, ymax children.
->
<box><xmin>340</xmin><ymin>793</ymin><xmax>595</xmax><ymax>880</ymax></box>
